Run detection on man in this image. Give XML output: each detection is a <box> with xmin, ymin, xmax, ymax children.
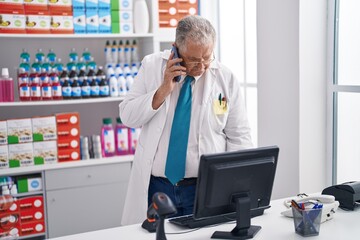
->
<box><xmin>119</xmin><ymin>15</ymin><xmax>253</xmax><ymax>225</ymax></box>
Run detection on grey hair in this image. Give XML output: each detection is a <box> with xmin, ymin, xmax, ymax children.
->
<box><xmin>175</xmin><ymin>15</ymin><xmax>216</xmax><ymax>51</ymax></box>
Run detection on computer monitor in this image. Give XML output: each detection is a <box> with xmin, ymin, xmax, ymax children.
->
<box><xmin>194</xmin><ymin>146</ymin><xmax>279</xmax><ymax>239</ymax></box>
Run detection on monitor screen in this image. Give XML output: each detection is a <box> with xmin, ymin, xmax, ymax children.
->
<box><xmin>194</xmin><ymin>146</ymin><xmax>279</xmax><ymax>239</ymax></box>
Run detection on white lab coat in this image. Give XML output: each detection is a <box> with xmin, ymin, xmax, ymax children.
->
<box><xmin>119</xmin><ymin>50</ymin><xmax>252</xmax><ymax>225</ymax></box>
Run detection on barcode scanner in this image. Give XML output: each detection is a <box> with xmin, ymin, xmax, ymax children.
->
<box><xmin>141</xmin><ymin>192</ymin><xmax>177</xmax><ymax>240</ymax></box>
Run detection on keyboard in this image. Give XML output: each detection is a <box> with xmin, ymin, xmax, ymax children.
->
<box><xmin>169</xmin><ymin>214</ymin><xmax>235</xmax><ymax>229</ymax></box>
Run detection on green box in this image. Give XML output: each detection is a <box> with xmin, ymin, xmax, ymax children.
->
<box><xmin>110</xmin><ymin>0</ymin><xmax>119</xmax><ymax>10</ymax></box>
<box><xmin>17</xmin><ymin>177</ymin><xmax>29</xmax><ymax>193</ymax></box>
<box><xmin>111</xmin><ymin>22</ymin><xmax>120</xmax><ymax>33</ymax></box>
<box><xmin>111</xmin><ymin>10</ymin><xmax>119</xmax><ymax>23</ymax></box>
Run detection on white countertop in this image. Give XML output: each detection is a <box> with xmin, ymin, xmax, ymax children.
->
<box><xmin>47</xmin><ymin>198</ymin><xmax>360</xmax><ymax>240</ymax></box>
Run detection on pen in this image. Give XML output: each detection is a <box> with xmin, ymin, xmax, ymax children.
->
<box><xmin>219</xmin><ymin>93</ymin><xmax>222</xmax><ymax>105</ymax></box>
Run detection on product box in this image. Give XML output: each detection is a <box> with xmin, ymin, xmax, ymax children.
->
<box><xmin>8</xmin><ymin>143</ymin><xmax>34</xmax><ymax>168</ymax></box>
<box><xmin>49</xmin><ymin>0</ymin><xmax>72</xmax><ymax>12</ymax></box>
<box><xmin>33</xmin><ymin>141</ymin><xmax>58</xmax><ymax>164</ymax></box>
<box><xmin>72</xmin><ymin>0</ymin><xmax>85</xmax><ymax>10</ymax></box>
<box><xmin>85</xmin><ymin>0</ymin><xmax>98</xmax><ymax>10</ymax></box>
<box><xmin>120</xmin><ymin>22</ymin><xmax>132</xmax><ymax>33</ymax></box>
<box><xmin>73</xmin><ymin>10</ymin><xmax>86</xmax><ymax>33</ymax></box>
<box><xmin>0</xmin><ymin>9</ymin><xmax>26</xmax><ymax>34</ymax></box>
<box><xmin>17</xmin><ymin>177</ymin><xmax>43</xmax><ymax>193</ymax></box>
<box><xmin>0</xmin><ymin>199</ymin><xmax>18</xmax><ymax>214</ymax></box>
<box><xmin>0</xmin><ymin>0</ymin><xmax>24</xmax><ymax>10</ymax></box>
<box><xmin>111</xmin><ymin>10</ymin><xmax>132</xmax><ymax>23</ymax></box>
<box><xmin>110</xmin><ymin>0</ymin><xmax>132</xmax><ymax>11</ymax></box>
<box><xmin>86</xmin><ymin>10</ymin><xmax>99</xmax><ymax>33</ymax></box>
<box><xmin>23</xmin><ymin>0</ymin><xmax>48</xmax><ymax>12</ymax></box>
<box><xmin>58</xmin><ymin>148</ymin><xmax>80</xmax><ymax>161</ymax></box>
<box><xmin>98</xmin><ymin>0</ymin><xmax>110</xmax><ymax>10</ymax></box>
<box><xmin>0</xmin><ymin>215</ymin><xmax>20</xmax><ymax>237</ymax></box>
<box><xmin>25</xmin><ymin>11</ymin><xmax>51</xmax><ymax>34</ymax></box>
<box><xmin>0</xmin><ymin>121</ymin><xmax>7</xmax><ymax>145</ymax></box>
<box><xmin>57</xmin><ymin>138</ymin><xmax>79</xmax><ymax>149</ymax></box>
<box><xmin>7</xmin><ymin>118</ymin><xmax>33</xmax><ymax>144</ymax></box>
<box><xmin>56</xmin><ymin>112</ymin><xmax>80</xmax><ymax>125</ymax></box>
<box><xmin>57</xmin><ymin>125</ymin><xmax>80</xmax><ymax>138</ymax></box>
<box><xmin>18</xmin><ymin>196</ymin><xmax>43</xmax><ymax>210</ymax></box>
<box><xmin>98</xmin><ymin>10</ymin><xmax>111</xmax><ymax>33</ymax></box>
<box><xmin>19</xmin><ymin>208</ymin><xmax>44</xmax><ymax>223</ymax></box>
<box><xmin>20</xmin><ymin>220</ymin><xmax>45</xmax><ymax>236</ymax></box>
<box><xmin>50</xmin><ymin>11</ymin><xmax>74</xmax><ymax>34</ymax></box>
<box><xmin>32</xmin><ymin>116</ymin><xmax>57</xmax><ymax>141</ymax></box>
<box><xmin>0</xmin><ymin>145</ymin><xmax>9</xmax><ymax>169</ymax></box>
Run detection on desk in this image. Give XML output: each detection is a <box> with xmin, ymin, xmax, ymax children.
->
<box><xmin>48</xmin><ymin>198</ymin><xmax>359</xmax><ymax>240</ymax></box>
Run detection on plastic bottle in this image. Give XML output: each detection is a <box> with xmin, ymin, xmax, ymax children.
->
<box><xmin>69</xmin><ymin>48</ymin><xmax>79</xmax><ymax>62</ymax></box>
<box><xmin>59</xmin><ymin>70</ymin><xmax>68</xmax><ymax>86</ymax></box>
<box><xmin>76</xmin><ymin>57</ymin><xmax>86</xmax><ymax>72</ymax></box>
<box><xmin>18</xmin><ymin>68</ymin><xmax>30</xmax><ymax>101</ymax></box>
<box><xmin>129</xmin><ymin>128</ymin><xmax>141</xmax><ymax>154</ymax></box>
<box><xmin>51</xmin><ymin>76</ymin><xmax>62</xmax><ymax>100</ymax></box>
<box><xmin>118</xmin><ymin>40</ymin><xmax>125</xmax><ymax>67</ymax></box>
<box><xmin>71</xmin><ymin>78</ymin><xmax>82</xmax><ymax>99</ymax></box>
<box><xmin>62</xmin><ymin>77</ymin><xmax>72</xmax><ymax>99</ymax></box>
<box><xmin>29</xmin><ymin>68</ymin><xmax>41</xmax><ymax>101</ymax></box>
<box><xmin>48</xmin><ymin>67</ymin><xmax>58</xmax><ymax>85</ymax></box>
<box><xmin>99</xmin><ymin>77</ymin><xmax>110</xmax><ymax>97</ymax></box>
<box><xmin>115</xmin><ymin>64</ymin><xmax>123</xmax><ymax>77</ymax></box>
<box><xmin>41</xmin><ymin>60</ymin><xmax>51</xmax><ymax>72</ymax></box>
<box><xmin>47</xmin><ymin>48</ymin><xmax>57</xmax><ymax>65</ymax></box>
<box><xmin>0</xmin><ymin>194</ymin><xmax>14</xmax><ymax>211</ymax></box>
<box><xmin>124</xmin><ymin>40</ymin><xmax>131</xmax><ymax>65</ymax></box>
<box><xmin>69</xmin><ymin>66</ymin><xmax>78</xmax><ymax>84</ymax></box>
<box><xmin>105</xmin><ymin>40</ymin><xmax>112</xmax><ymax>65</ymax></box>
<box><xmin>125</xmin><ymin>73</ymin><xmax>134</xmax><ymax>91</ymax></box>
<box><xmin>67</xmin><ymin>58</ymin><xmax>77</xmax><ymax>72</ymax></box>
<box><xmin>35</xmin><ymin>48</ymin><xmax>45</xmax><ymax>63</ymax></box>
<box><xmin>117</xmin><ymin>73</ymin><xmax>127</xmax><ymax>96</ymax></box>
<box><xmin>81</xmin><ymin>77</ymin><xmax>91</xmax><ymax>98</ymax></box>
<box><xmin>90</xmin><ymin>78</ymin><xmax>100</xmax><ymax>98</ymax></box>
<box><xmin>1</xmin><ymin>68</ymin><xmax>14</xmax><ymax>102</ymax></box>
<box><xmin>86</xmin><ymin>57</ymin><xmax>97</xmax><ymax>71</ymax></box>
<box><xmin>115</xmin><ymin>117</ymin><xmax>130</xmax><ymax>155</ymax></box>
<box><xmin>131</xmin><ymin>63</ymin><xmax>138</xmax><ymax>77</ymax></box>
<box><xmin>55</xmin><ymin>58</ymin><xmax>64</xmax><ymax>72</ymax></box>
<box><xmin>106</xmin><ymin>64</ymin><xmax>115</xmax><ymax>79</ymax></box>
<box><xmin>31</xmin><ymin>59</ymin><xmax>41</xmax><ymax>73</ymax></box>
<box><xmin>39</xmin><ymin>68</ymin><xmax>49</xmax><ymax>85</ymax></box>
<box><xmin>96</xmin><ymin>66</ymin><xmax>106</xmax><ymax>85</ymax></box>
<box><xmin>20</xmin><ymin>48</ymin><xmax>30</xmax><ymax>63</ymax></box>
<box><xmin>82</xmin><ymin>47</ymin><xmax>92</xmax><ymax>63</ymax></box>
<box><xmin>101</xmin><ymin>118</ymin><xmax>115</xmax><ymax>157</ymax></box>
<box><xmin>87</xmin><ymin>67</ymin><xmax>96</xmax><ymax>85</ymax></box>
<box><xmin>19</xmin><ymin>58</ymin><xmax>30</xmax><ymax>73</ymax></box>
<box><xmin>0</xmin><ymin>76</ymin><xmax>3</xmax><ymax>102</ymax></box>
<box><xmin>134</xmin><ymin>0</ymin><xmax>150</xmax><ymax>34</ymax></box>
<box><xmin>109</xmin><ymin>74</ymin><xmax>118</xmax><ymax>97</ymax></box>
<box><xmin>111</xmin><ymin>40</ymin><xmax>118</xmax><ymax>65</ymax></box>
<box><xmin>41</xmin><ymin>73</ymin><xmax>52</xmax><ymax>100</ymax></box>
<box><xmin>131</xmin><ymin>39</ymin><xmax>139</xmax><ymax>64</ymax></box>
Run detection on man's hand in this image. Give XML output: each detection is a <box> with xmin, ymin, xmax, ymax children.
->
<box><xmin>152</xmin><ymin>51</ymin><xmax>187</xmax><ymax>110</ymax></box>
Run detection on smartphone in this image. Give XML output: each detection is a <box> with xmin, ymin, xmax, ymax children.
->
<box><xmin>171</xmin><ymin>45</ymin><xmax>182</xmax><ymax>82</ymax></box>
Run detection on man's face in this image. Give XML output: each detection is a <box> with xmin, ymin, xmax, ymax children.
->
<box><xmin>178</xmin><ymin>41</ymin><xmax>214</xmax><ymax>77</ymax></box>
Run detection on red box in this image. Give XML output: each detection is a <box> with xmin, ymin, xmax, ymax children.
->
<box><xmin>20</xmin><ymin>220</ymin><xmax>45</xmax><ymax>236</ymax></box>
<box><xmin>24</xmin><ymin>0</ymin><xmax>48</xmax><ymax>12</ymax></box>
<box><xmin>18</xmin><ymin>196</ymin><xmax>43</xmax><ymax>211</ymax></box>
<box><xmin>57</xmin><ymin>124</ymin><xmax>80</xmax><ymax>138</ymax></box>
<box><xmin>19</xmin><ymin>209</ymin><xmax>44</xmax><ymax>223</ymax></box>
<box><xmin>57</xmin><ymin>137</ymin><xmax>80</xmax><ymax>149</ymax></box>
<box><xmin>56</xmin><ymin>112</ymin><xmax>80</xmax><ymax>126</ymax></box>
<box><xmin>25</xmin><ymin>10</ymin><xmax>51</xmax><ymax>34</ymax></box>
<box><xmin>58</xmin><ymin>148</ymin><xmax>81</xmax><ymax>161</ymax></box>
<box><xmin>0</xmin><ymin>9</ymin><xmax>26</xmax><ymax>34</ymax></box>
<box><xmin>0</xmin><ymin>213</ymin><xmax>20</xmax><ymax>235</ymax></box>
<box><xmin>0</xmin><ymin>201</ymin><xmax>19</xmax><ymax>215</ymax></box>
<box><xmin>50</xmin><ymin>11</ymin><xmax>74</xmax><ymax>34</ymax></box>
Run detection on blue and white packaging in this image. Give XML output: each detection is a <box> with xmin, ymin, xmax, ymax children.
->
<box><xmin>86</xmin><ymin>0</ymin><xmax>98</xmax><ymax>10</ymax></box>
<box><xmin>120</xmin><ymin>10</ymin><xmax>132</xmax><ymax>23</ymax></box>
<box><xmin>99</xmin><ymin>10</ymin><xmax>111</xmax><ymax>33</ymax></box>
<box><xmin>86</xmin><ymin>10</ymin><xmax>99</xmax><ymax>33</ymax></box>
<box><xmin>73</xmin><ymin>10</ymin><xmax>86</xmax><ymax>34</ymax></box>
<box><xmin>73</xmin><ymin>0</ymin><xmax>85</xmax><ymax>10</ymax></box>
<box><xmin>120</xmin><ymin>22</ymin><xmax>133</xmax><ymax>34</ymax></box>
<box><xmin>98</xmin><ymin>0</ymin><xmax>110</xmax><ymax>10</ymax></box>
<box><xmin>120</xmin><ymin>0</ymin><xmax>132</xmax><ymax>10</ymax></box>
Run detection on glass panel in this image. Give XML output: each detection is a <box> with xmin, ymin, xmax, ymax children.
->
<box><xmin>336</xmin><ymin>92</ymin><xmax>360</xmax><ymax>183</ymax></box>
<box><xmin>337</xmin><ymin>0</ymin><xmax>360</xmax><ymax>85</ymax></box>
<box><xmin>246</xmin><ymin>87</ymin><xmax>258</xmax><ymax>147</ymax></box>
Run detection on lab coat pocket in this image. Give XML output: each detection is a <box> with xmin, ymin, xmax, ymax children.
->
<box><xmin>209</xmin><ymin>100</ymin><xmax>229</xmax><ymax>132</ymax></box>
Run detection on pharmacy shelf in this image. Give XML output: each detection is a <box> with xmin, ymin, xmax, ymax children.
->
<box><xmin>0</xmin><ymin>96</ymin><xmax>125</xmax><ymax>107</ymax></box>
<box><xmin>12</xmin><ymin>191</ymin><xmax>44</xmax><ymax>198</ymax></box>
<box><xmin>0</xmin><ymin>155</ymin><xmax>134</xmax><ymax>176</ymax></box>
<box><xmin>0</xmin><ymin>33</ymin><xmax>155</xmax><ymax>39</ymax></box>
<box><xmin>19</xmin><ymin>233</ymin><xmax>46</xmax><ymax>240</ymax></box>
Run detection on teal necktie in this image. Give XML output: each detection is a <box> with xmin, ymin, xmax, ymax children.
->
<box><xmin>165</xmin><ymin>75</ymin><xmax>194</xmax><ymax>185</ymax></box>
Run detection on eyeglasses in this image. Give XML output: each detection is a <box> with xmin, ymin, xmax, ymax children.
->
<box><xmin>182</xmin><ymin>54</ymin><xmax>215</xmax><ymax>66</ymax></box>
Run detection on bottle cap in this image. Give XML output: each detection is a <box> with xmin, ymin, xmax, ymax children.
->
<box><xmin>116</xmin><ymin>117</ymin><xmax>122</xmax><ymax>124</ymax></box>
<box><xmin>2</xmin><ymin>68</ymin><xmax>9</xmax><ymax>77</ymax></box>
<box><xmin>103</xmin><ymin>118</ymin><xmax>112</xmax><ymax>124</ymax></box>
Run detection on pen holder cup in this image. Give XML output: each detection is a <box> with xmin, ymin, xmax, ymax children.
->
<box><xmin>292</xmin><ymin>207</ymin><xmax>322</xmax><ymax>237</ymax></box>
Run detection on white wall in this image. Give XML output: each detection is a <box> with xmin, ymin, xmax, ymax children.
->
<box><xmin>257</xmin><ymin>0</ymin><xmax>327</xmax><ymax>198</ymax></box>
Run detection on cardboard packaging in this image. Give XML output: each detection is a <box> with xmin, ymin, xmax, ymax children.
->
<box><xmin>98</xmin><ymin>0</ymin><xmax>110</xmax><ymax>10</ymax></box>
<box><xmin>0</xmin><ymin>9</ymin><xmax>26</xmax><ymax>34</ymax></box>
<box><xmin>73</xmin><ymin>10</ymin><xmax>86</xmax><ymax>34</ymax></box>
<box><xmin>58</xmin><ymin>148</ymin><xmax>80</xmax><ymax>161</ymax></box>
<box><xmin>99</xmin><ymin>10</ymin><xmax>111</xmax><ymax>33</ymax></box>
<box><xmin>86</xmin><ymin>10</ymin><xmax>99</xmax><ymax>33</ymax></box>
<box><xmin>50</xmin><ymin>11</ymin><xmax>74</xmax><ymax>34</ymax></box>
<box><xmin>17</xmin><ymin>176</ymin><xmax>43</xmax><ymax>193</ymax></box>
<box><xmin>32</xmin><ymin>116</ymin><xmax>57</xmax><ymax>142</ymax></box>
<box><xmin>57</xmin><ymin>138</ymin><xmax>79</xmax><ymax>149</ymax></box>
<box><xmin>0</xmin><ymin>145</ymin><xmax>9</xmax><ymax>169</ymax></box>
<box><xmin>20</xmin><ymin>221</ymin><xmax>45</xmax><ymax>236</ymax></box>
<box><xmin>73</xmin><ymin>0</ymin><xmax>85</xmax><ymax>10</ymax></box>
<box><xmin>56</xmin><ymin>112</ymin><xmax>80</xmax><ymax>125</ymax></box>
<box><xmin>0</xmin><ymin>0</ymin><xmax>24</xmax><ymax>10</ymax></box>
<box><xmin>25</xmin><ymin>11</ymin><xmax>51</xmax><ymax>34</ymax></box>
<box><xmin>0</xmin><ymin>121</ymin><xmax>7</xmax><ymax>145</ymax></box>
<box><xmin>23</xmin><ymin>0</ymin><xmax>48</xmax><ymax>12</ymax></box>
<box><xmin>110</xmin><ymin>0</ymin><xmax>132</xmax><ymax>11</ymax></box>
<box><xmin>86</xmin><ymin>0</ymin><xmax>98</xmax><ymax>10</ymax></box>
<box><xmin>8</xmin><ymin>143</ymin><xmax>34</xmax><ymax>168</ymax></box>
<box><xmin>49</xmin><ymin>0</ymin><xmax>72</xmax><ymax>13</ymax></box>
<box><xmin>19</xmin><ymin>208</ymin><xmax>44</xmax><ymax>223</ymax></box>
<box><xmin>18</xmin><ymin>196</ymin><xmax>44</xmax><ymax>210</ymax></box>
<box><xmin>0</xmin><ymin>201</ymin><xmax>19</xmax><ymax>214</ymax></box>
<box><xmin>7</xmin><ymin>118</ymin><xmax>33</xmax><ymax>144</ymax></box>
<box><xmin>33</xmin><ymin>141</ymin><xmax>58</xmax><ymax>164</ymax></box>
<box><xmin>0</xmin><ymin>215</ymin><xmax>20</xmax><ymax>237</ymax></box>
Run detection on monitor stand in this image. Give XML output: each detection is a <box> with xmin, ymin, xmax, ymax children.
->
<box><xmin>211</xmin><ymin>195</ymin><xmax>261</xmax><ymax>240</ymax></box>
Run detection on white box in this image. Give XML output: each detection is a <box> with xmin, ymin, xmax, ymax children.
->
<box><xmin>7</xmin><ymin>118</ymin><xmax>33</xmax><ymax>144</ymax></box>
<box><xmin>119</xmin><ymin>10</ymin><xmax>132</xmax><ymax>23</ymax></box>
<box><xmin>33</xmin><ymin>141</ymin><xmax>58</xmax><ymax>164</ymax></box>
<box><xmin>32</xmin><ymin>116</ymin><xmax>57</xmax><ymax>141</ymax></box>
<box><xmin>8</xmin><ymin>143</ymin><xmax>34</xmax><ymax>168</ymax></box>
<box><xmin>28</xmin><ymin>177</ymin><xmax>42</xmax><ymax>192</ymax></box>
<box><xmin>0</xmin><ymin>121</ymin><xmax>8</xmax><ymax>145</ymax></box>
<box><xmin>120</xmin><ymin>0</ymin><xmax>132</xmax><ymax>10</ymax></box>
<box><xmin>120</xmin><ymin>22</ymin><xmax>133</xmax><ymax>34</ymax></box>
<box><xmin>0</xmin><ymin>145</ymin><xmax>9</xmax><ymax>169</ymax></box>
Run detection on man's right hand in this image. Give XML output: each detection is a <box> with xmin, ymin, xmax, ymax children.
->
<box><xmin>152</xmin><ymin>52</ymin><xmax>187</xmax><ymax>110</ymax></box>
